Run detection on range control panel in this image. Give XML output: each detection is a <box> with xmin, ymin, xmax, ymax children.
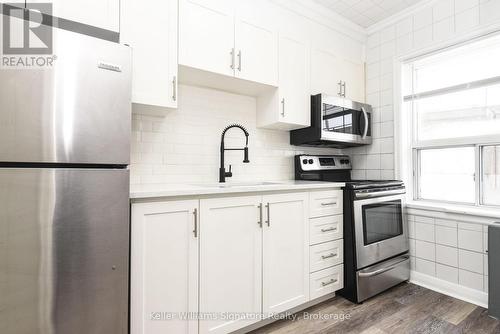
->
<box><xmin>297</xmin><ymin>155</ymin><xmax>352</xmax><ymax>171</ymax></box>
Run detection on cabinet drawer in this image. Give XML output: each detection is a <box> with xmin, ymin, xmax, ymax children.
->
<box><xmin>310</xmin><ymin>265</ymin><xmax>344</xmax><ymax>299</ymax></box>
<box><xmin>309</xmin><ymin>190</ymin><xmax>343</xmax><ymax>218</ymax></box>
<box><xmin>310</xmin><ymin>215</ymin><xmax>343</xmax><ymax>245</ymax></box>
<box><xmin>310</xmin><ymin>240</ymin><xmax>343</xmax><ymax>273</ymax></box>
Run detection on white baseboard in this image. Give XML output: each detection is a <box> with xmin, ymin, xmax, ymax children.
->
<box><xmin>410</xmin><ymin>271</ymin><xmax>488</xmax><ymax>308</ymax></box>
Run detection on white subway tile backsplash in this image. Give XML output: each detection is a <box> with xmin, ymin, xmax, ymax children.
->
<box><xmin>416</xmin><ymin>216</ymin><xmax>434</xmax><ymax>224</ymax></box>
<box><xmin>458</xmin><ymin>229</ymin><xmax>483</xmax><ymax>252</ymax></box>
<box><xmin>380</xmin><ymin>89</ymin><xmax>393</xmax><ymax>106</ymax></box>
<box><xmin>379</xmin><ymin>137</ymin><xmax>394</xmax><ymax>153</ymax></box>
<box><xmin>458</xmin><ymin>222</ymin><xmax>483</xmax><ymax>232</ymax></box>
<box><xmin>396</xmin><ymin>17</ymin><xmax>413</xmax><ymax>36</ymax></box>
<box><xmin>366</xmin><ymin>154</ymin><xmax>381</xmax><ymax>169</ymax></box>
<box><xmin>436</xmin><ymin>263</ymin><xmax>459</xmax><ymax>284</ymax></box>
<box><xmin>416</xmin><ymin>258</ymin><xmax>436</xmax><ymax>276</ymax></box>
<box><xmin>459</xmin><ymin>269</ymin><xmax>483</xmax><ymax>291</ymax></box>
<box><xmin>416</xmin><ymin>240</ymin><xmax>436</xmax><ymax>261</ymax></box>
<box><xmin>380</xmin><ymin>106</ymin><xmax>394</xmax><ymax>122</ymax></box>
<box><xmin>380</xmin><ymin>58</ymin><xmax>394</xmax><ymax>76</ymax></box>
<box><xmin>433</xmin><ymin>17</ymin><xmax>455</xmax><ymax>41</ymax></box>
<box><xmin>367</xmin><ymin>32</ymin><xmax>381</xmax><ymax>49</ymax></box>
<box><xmin>131</xmin><ymin>85</ymin><xmax>341</xmax><ymax>185</ymax></box>
<box><xmin>380</xmin><ymin>41</ymin><xmax>396</xmax><ymax>59</ymax></box>
<box><xmin>480</xmin><ymin>0</ymin><xmax>500</xmax><ymax>25</ymax></box>
<box><xmin>380</xmin><ymin>154</ymin><xmax>394</xmax><ymax>170</ymax></box>
<box><xmin>414</xmin><ymin>7</ymin><xmax>433</xmax><ymax>30</ymax></box>
<box><xmin>459</xmin><ymin>249</ymin><xmax>484</xmax><ymax>274</ymax></box>
<box><xmin>366</xmin><ymin>169</ymin><xmax>382</xmax><ymax>180</ymax></box>
<box><xmin>436</xmin><ymin>225</ymin><xmax>458</xmax><ymax>247</ymax></box>
<box><xmin>397</xmin><ymin>33</ymin><xmax>413</xmax><ymax>55</ymax></box>
<box><xmin>410</xmin><ymin>238</ymin><xmax>416</xmax><ymax>256</ymax></box>
<box><xmin>414</xmin><ymin>26</ymin><xmax>434</xmax><ymax>48</ymax></box>
<box><xmin>435</xmin><ymin>219</ymin><xmax>457</xmax><ymax>228</ymax></box>
<box><xmin>380</xmin><ymin>169</ymin><xmax>394</xmax><ymax>180</ymax></box>
<box><xmin>380</xmin><ymin>25</ymin><xmax>396</xmax><ymax>43</ymax></box>
<box><xmin>436</xmin><ymin>244</ymin><xmax>458</xmax><ymax>267</ymax></box>
<box><xmin>379</xmin><ymin>121</ymin><xmax>394</xmax><ymax>138</ymax></box>
<box><xmin>433</xmin><ymin>0</ymin><xmax>454</xmax><ymax>22</ymax></box>
<box><xmin>455</xmin><ymin>0</ymin><xmax>478</xmax><ymax>13</ymax></box>
<box><xmin>456</xmin><ymin>7</ymin><xmax>480</xmax><ymax>32</ymax></box>
<box><xmin>416</xmin><ymin>222</ymin><xmax>435</xmax><ymax>242</ymax></box>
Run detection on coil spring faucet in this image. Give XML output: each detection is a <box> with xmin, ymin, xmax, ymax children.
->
<box><xmin>219</xmin><ymin>124</ymin><xmax>250</xmax><ymax>183</ymax></box>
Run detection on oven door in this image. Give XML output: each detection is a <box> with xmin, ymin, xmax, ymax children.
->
<box><xmin>353</xmin><ymin>195</ymin><xmax>408</xmax><ymax>269</ymax></box>
<box><xmin>320</xmin><ymin>96</ymin><xmax>372</xmax><ymax>145</ymax></box>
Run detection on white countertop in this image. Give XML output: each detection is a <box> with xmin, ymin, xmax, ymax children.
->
<box><xmin>130</xmin><ymin>180</ymin><xmax>345</xmax><ymax>200</ymax></box>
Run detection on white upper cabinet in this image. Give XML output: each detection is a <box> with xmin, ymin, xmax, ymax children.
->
<box><xmin>277</xmin><ymin>34</ymin><xmax>310</xmax><ymax>128</ymax></box>
<box><xmin>340</xmin><ymin>59</ymin><xmax>365</xmax><ymax>102</ymax></box>
<box><xmin>262</xmin><ymin>192</ymin><xmax>309</xmax><ymax>315</ymax></box>
<box><xmin>121</xmin><ymin>0</ymin><xmax>178</xmax><ymax>109</ymax></box>
<box><xmin>29</xmin><ymin>0</ymin><xmax>120</xmax><ymax>32</ymax></box>
<box><xmin>199</xmin><ymin>196</ymin><xmax>263</xmax><ymax>334</ymax></box>
<box><xmin>179</xmin><ymin>0</ymin><xmax>235</xmax><ymax>78</ymax></box>
<box><xmin>257</xmin><ymin>33</ymin><xmax>310</xmax><ymax>130</ymax></box>
<box><xmin>311</xmin><ymin>48</ymin><xmax>344</xmax><ymax>97</ymax></box>
<box><xmin>234</xmin><ymin>19</ymin><xmax>278</xmax><ymax>86</ymax></box>
<box><xmin>179</xmin><ymin>0</ymin><xmax>278</xmax><ymax>86</ymax></box>
<box><xmin>131</xmin><ymin>200</ymin><xmax>199</xmax><ymax>334</ymax></box>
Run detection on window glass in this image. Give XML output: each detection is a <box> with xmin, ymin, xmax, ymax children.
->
<box><xmin>412</xmin><ymin>35</ymin><xmax>500</xmax><ymax>94</ymax></box>
<box><xmin>483</xmin><ymin>146</ymin><xmax>500</xmax><ymax>206</ymax></box>
<box><xmin>415</xmin><ymin>84</ymin><xmax>500</xmax><ymax>141</ymax></box>
<box><xmin>419</xmin><ymin>147</ymin><xmax>475</xmax><ymax>203</ymax></box>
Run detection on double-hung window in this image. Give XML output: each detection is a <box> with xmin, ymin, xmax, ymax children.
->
<box><xmin>403</xmin><ymin>34</ymin><xmax>500</xmax><ymax>207</ymax></box>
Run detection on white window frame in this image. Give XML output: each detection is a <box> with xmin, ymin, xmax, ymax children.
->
<box><xmin>396</xmin><ymin>33</ymin><xmax>500</xmax><ymax>209</ymax></box>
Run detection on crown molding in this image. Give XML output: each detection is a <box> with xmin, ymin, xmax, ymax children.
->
<box><xmin>271</xmin><ymin>0</ymin><xmax>367</xmax><ymax>43</ymax></box>
<box><xmin>366</xmin><ymin>0</ymin><xmax>436</xmax><ymax>35</ymax></box>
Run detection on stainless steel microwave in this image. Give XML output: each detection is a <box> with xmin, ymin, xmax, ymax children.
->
<box><xmin>290</xmin><ymin>94</ymin><xmax>373</xmax><ymax>148</ymax></box>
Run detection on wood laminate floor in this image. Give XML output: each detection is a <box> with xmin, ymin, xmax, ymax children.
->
<box><xmin>251</xmin><ymin>283</ymin><xmax>500</xmax><ymax>334</ymax></box>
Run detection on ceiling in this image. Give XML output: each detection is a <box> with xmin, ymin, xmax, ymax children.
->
<box><xmin>313</xmin><ymin>0</ymin><xmax>422</xmax><ymax>28</ymax></box>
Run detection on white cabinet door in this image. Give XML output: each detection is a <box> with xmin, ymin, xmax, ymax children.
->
<box><xmin>131</xmin><ymin>200</ymin><xmax>198</xmax><ymax>334</ymax></box>
<box><xmin>199</xmin><ymin>196</ymin><xmax>262</xmax><ymax>334</ymax></box>
<box><xmin>179</xmin><ymin>0</ymin><xmax>235</xmax><ymax>78</ymax></box>
<box><xmin>341</xmin><ymin>59</ymin><xmax>365</xmax><ymax>102</ymax></box>
<box><xmin>234</xmin><ymin>19</ymin><xmax>278</xmax><ymax>86</ymax></box>
<box><xmin>29</xmin><ymin>0</ymin><xmax>119</xmax><ymax>32</ymax></box>
<box><xmin>262</xmin><ymin>192</ymin><xmax>309</xmax><ymax>315</ymax></box>
<box><xmin>278</xmin><ymin>34</ymin><xmax>310</xmax><ymax>128</ymax></box>
<box><xmin>121</xmin><ymin>0</ymin><xmax>178</xmax><ymax>108</ymax></box>
<box><xmin>310</xmin><ymin>48</ymin><xmax>343</xmax><ymax>97</ymax></box>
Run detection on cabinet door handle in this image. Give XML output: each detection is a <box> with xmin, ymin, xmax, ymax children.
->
<box><xmin>321</xmin><ymin>253</ymin><xmax>337</xmax><ymax>260</ymax></box>
<box><xmin>237</xmin><ymin>50</ymin><xmax>242</xmax><ymax>71</ymax></box>
<box><xmin>321</xmin><ymin>202</ymin><xmax>336</xmax><ymax>206</ymax></box>
<box><xmin>281</xmin><ymin>98</ymin><xmax>285</xmax><ymax>117</ymax></box>
<box><xmin>258</xmin><ymin>203</ymin><xmax>263</xmax><ymax>228</ymax></box>
<box><xmin>265</xmin><ymin>203</ymin><xmax>270</xmax><ymax>227</ymax></box>
<box><xmin>342</xmin><ymin>81</ymin><xmax>346</xmax><ymax>97</ymax></box>
<box><xmin>230</xmin><ymin>48</ymin><xmax>235</xmax><ymax>70</ymax></box>
<box><xmin>338</xmin><ymin>81</ymin><xmax>343</xmax><ymax>96</ymax></box>
<box><xmin>321</xmin><ymin>278</ymin><xmax>338</xmax><ymax>287</ymax></box>
<box><xmin>193</xmin><ymin>208</ymin><xmax>198</xmax><ymax>238</ymax></box>
<box><xmin>321</xmin><ymin>227</ymin><xmax>337</xmax><ymax>233</ymax></box>
<box><xmin>172</xmin><ymin>76</ymin><xmax>177</xmax><ymax>101</ymax></box>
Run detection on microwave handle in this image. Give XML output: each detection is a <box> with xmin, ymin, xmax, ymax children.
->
<box><xmin>361</xmin><ymin>107</ymin><xmax>369</xmax><ymax>139</ymax></box>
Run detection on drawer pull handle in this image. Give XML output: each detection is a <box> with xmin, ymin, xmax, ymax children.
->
<box><xmin>321</xmin><ymin>253</ymin><xmax>337</xmax><ymax>260</ymax></box>
<box><xmin>321</xmin><ymin>202</ymin><xmax>336</xmax><ymax>206</ymax></box>
<box><xmin>321</xmin><ymin>278</ymin><xmax>338</xmax><ymax>287</ymax></box>
<box><xmin>321</xmin><ymin>227</ymin><xmax>337</xmax><ymax>233</ymax></box>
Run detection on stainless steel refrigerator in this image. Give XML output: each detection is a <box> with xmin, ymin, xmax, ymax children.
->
<box><xmin>0</xmin><ymin>27</ymin><xmax>131</xmax><ymax>333</ymax></box>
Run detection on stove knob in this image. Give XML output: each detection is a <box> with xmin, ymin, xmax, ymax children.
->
<box><xmin>302</xmin><ymin>159</ymin><xmax>308</xmax><ymax>164</ymax></box>
<box><xmin>308</xmin><ymin>159</ymin><xmax>314</xmax><ymax>164</ymax></box>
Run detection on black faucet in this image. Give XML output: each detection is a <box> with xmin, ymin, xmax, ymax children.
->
<box><xmin>219</xmin><ymin>124</ymin><xmax>250</xmax><ymax>183</ymax></box>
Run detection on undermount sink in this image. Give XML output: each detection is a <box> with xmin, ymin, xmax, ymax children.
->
<box><xmin>199</xmin><ymin>181</ymin><xmax>283</xmax><ymax>188</ymax></box>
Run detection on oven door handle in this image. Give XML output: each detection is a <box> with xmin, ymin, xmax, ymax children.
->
<box><xmin>361</xmin><ymin>107</ymin><xmax>369</xmax><ymax>139</ymax></box>
<box><xmin>355</xmin><ymin>188</ymin><xmax>406</xmax><ymax>199</ymax></box>
<box><xmin>358</xmin><ymin>255</ymin><xmax>409</xmax><ymax>278</ymax></box>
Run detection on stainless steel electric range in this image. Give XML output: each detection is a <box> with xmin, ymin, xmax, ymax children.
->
<box><xmin>295</xmin><ymin>154</ymin><xmax>410</xmax><ymax>303</ymax></box>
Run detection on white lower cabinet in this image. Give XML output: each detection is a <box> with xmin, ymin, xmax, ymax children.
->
<box><xmin>131</xmin><ymin>200</ymin><xmax>199</xmax><ymax>334</ymax></box>
<box><xmin>262</xmin><ymin>193</ymin><xmax>309</xmax><ymax>315</ymax></box>
<box><xmin>131</xmin><ymin>189</ymin><xmax>344</xmax><ymax>334</ymax></box>
<box><xmin>199</xmin><ymin>196</ymin><xmax>263</xmax><ymax>334</ymax></box>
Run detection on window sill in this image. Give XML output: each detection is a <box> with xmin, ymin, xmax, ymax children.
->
<box><xmin>406</xmin><ymin>200</ymin><xmax>500</xmax><ymax>223</ymax></box>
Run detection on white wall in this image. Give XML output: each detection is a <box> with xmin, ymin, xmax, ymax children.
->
<box><xmin>130</xmin><ymin>85</ymin><xmax>341</xmax><ymax>185</ymax></box>
<box><xmin>350</xmin><ymin>0</ymin><xmax>500</xmax><ymax>181</ymax></box>
<box><xmin>360</xmin><ymin>0</ymin><xmax>500</xmax><ymax>306</ymax></box>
